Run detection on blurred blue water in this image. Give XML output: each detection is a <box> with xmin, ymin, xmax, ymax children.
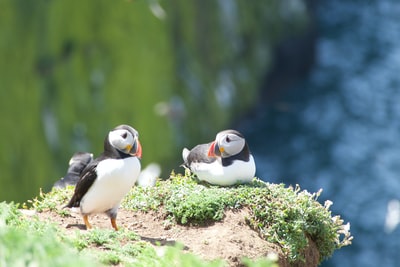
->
<box><xmin>242</xmin><ymin>1</ymin><xmax>400</xmax><ymax>266</ymax></box>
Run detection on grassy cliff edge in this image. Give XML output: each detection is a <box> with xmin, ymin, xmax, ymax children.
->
<box><xmin>0</xmin><ymin>172</ymin><xmax>352</xmax><ymax>267</ymax></box>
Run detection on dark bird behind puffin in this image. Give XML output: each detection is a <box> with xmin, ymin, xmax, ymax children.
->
<box><xmin>53</xmin><ymin>152</ymin><xmax>93</xmax><ymax>189</ymax></box>
<box><xmin>182</xmin><ymin>129</ymin><xmax>256</xmax><ymax>186</ymax></box>
<box><xmin>65</xmin><ymin>124</ymin><xmax>142</xmax><ymax>230</ymax></box>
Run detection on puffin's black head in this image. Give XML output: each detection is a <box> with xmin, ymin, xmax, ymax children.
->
<box><xmin>208</xmin><ymin>129</ymin><xmax>247</xmax><ymax>158</ymax></box>
<box><xmin>105</xmin><ymin>124</ymin><xmax>142</xmax><ymax>158</ymax></box>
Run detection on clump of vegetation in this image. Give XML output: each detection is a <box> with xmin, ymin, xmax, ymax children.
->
<box><xmin>71</xmin><ymin>228</ymin><xmax>153</xmax><ymax>265</ymax></box>
<box><xmin>122</xmin><ymin>172</ymin><xmax>352</xmax><ymax>263</ymax></box>
<box><xmin>244</xmin><ymin>184</ymin><xmax>352</xmax><ymax>263</ymax></box>
<box><xmin>27</xmin><ymin>187</ymin><xmax>74</xmax><ymax>216</ymax></box>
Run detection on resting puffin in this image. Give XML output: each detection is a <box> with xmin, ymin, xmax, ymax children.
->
<box><xmin>65</xmin><ymin>124</ymin><xmax>142</xmax><ymax>230</ymax></box>
<box><xmin>182</xmin><ymin>129</ymin><xmax>256</xmax><ymax>186</ymax></box>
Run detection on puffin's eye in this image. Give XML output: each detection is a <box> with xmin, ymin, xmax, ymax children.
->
<box><xmin>226</xmin><ymin>137</ymin><xmax>231</xmax><ymax>143</ymax></box>
<box><xmin>121</xmin><ymin>132</ymin><xmax>128</xmax><ymax>139</ymax></box>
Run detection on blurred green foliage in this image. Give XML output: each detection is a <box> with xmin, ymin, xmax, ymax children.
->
<box><xmin>0</xmin><ymin>0</ymin><xmax>310</xmax><ymax>202</ymax></box>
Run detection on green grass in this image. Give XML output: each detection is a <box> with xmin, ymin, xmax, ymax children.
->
<box><xmin>0</xmin><ymin>202</ymin><xmax>98</xmax><ymax>267</ymax></box>
<box><xmin>6</xmin><ymin>172</ymin><xmax>352</xmax><ymax>266</ymax></box>
<box><xmin>26</xmin><ymin>187</ymin><xmax>73</xmax><ymax>216</ymax></box>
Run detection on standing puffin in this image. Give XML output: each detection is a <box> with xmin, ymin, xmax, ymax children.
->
<box><xmin>182</xmin><ymin>129</ymin><xmax>256</xmax><ymax>186</ymax></box>
<box><xmin>65</xmin><ymin>124</ymin><xmax>142</xmax><ymax>230</ymax></box>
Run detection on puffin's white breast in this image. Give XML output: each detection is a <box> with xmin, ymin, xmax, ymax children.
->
<box><xmin>80</xmin><ymin>157</ymin><xmax>140</xmax><ymax>215</ymax></box>
<box><xmin>191</xmin><ymin>155</ymin><xmax>256</xmax><ymax>186</ymax></box>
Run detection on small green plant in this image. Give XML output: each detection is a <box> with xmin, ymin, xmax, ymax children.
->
<box><xmin>99</xmin><ymin>250</ymin><xmax>121</xmax><ymax>265</ymax></box>
<box><xmin>123</xmin><ymin>185</ymin><xmax>166</xmax><ymax>212</ymax></box>
<box><xmin>27</xmin><ymin>187</ymin><xmax>74</xmax><ymax>213</ymax></box>
<box><xmin>133</xmin><ymin>244</ymin><xmax>226</xmax><ymax>267</ymax></box>
<box><xmin>165</xmin><ymin>185</ymin><xmax>228</xmax><ymax>224</ymax></box>
<box><xmin>242</xmin><ymin>255</ymin><xmax>279</xmax><ymax>267</ymax></box>
<box><xmin>244</xmin><ymin>184</ymin><xmax>353</xmax><ymax>262</ymax></box>
<box><xmin>68</xmin><ymin>227</ymin><xmax>151</xmax><ymax>265</ymax></box>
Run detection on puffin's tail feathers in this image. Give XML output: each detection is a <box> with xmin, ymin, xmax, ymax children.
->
<box><xmin>181</xmin><ymin>148</ymin><xmax>190</xmax><ymax>168</ymax></box>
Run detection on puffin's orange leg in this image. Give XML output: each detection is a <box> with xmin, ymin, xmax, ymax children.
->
<box><xmin>83</xmin><ymin>215</ymin><xmax>92</xmax><ymax>230</ymax></box>
<box><xmin>111</xmin><ymin>218</ymin><xmax>118</xmax><ymax>231</ymax></box>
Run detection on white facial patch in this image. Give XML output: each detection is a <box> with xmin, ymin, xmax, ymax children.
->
<box><xmin>218</xmin><ymin>133</ymin><xmax>245</xmax><ymax>157</ymax></box>
<box><xmin>108</xmin><ymin>129</ymin><xmax>134</xmax><ymax>151</ymax></box>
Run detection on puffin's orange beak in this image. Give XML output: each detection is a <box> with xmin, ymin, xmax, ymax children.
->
<box><xmin>134</xmin><ymin>140</ymin><xmax>142</xmax><ymax>159</ymax></box>
<box><xmin>127</xmin><ymin>140</ymin><xmax>142</xmax><ymax>159</ymax></box>
<box><xmin>208</xmin><ymin>141</ymin><xmax>217</xmax><ymax>157</ymax></box>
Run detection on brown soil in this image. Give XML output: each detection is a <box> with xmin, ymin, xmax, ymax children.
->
<box><xmin>34</xmin><ymin>208</ymin><xmax>319</xmax><ymax>267</ymax></box>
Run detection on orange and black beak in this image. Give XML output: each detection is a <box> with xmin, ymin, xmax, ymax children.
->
<box><xmin>208</xmin><ymin>141</ymin><xmax>223</xmax><ymax>157</ymax></box>
<box><xmin>127</xmin><ymin>139</ymin><xmax>142</xmax><ymax>159</ymax></box>
<box><xmin>134</xmin><ymin>139</ymin><xmax>142</xmax><ymax>159</ymax></box>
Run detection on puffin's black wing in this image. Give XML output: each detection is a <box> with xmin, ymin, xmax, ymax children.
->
<box><xmin>184</xmin><ymin>143</ymin><xmax>216</xmax><ymax>167</ymax></box>
<box><xmin>65</xmin><ymin>161</ymin><xmax>99</xmax><ymax>208</ymax></box>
